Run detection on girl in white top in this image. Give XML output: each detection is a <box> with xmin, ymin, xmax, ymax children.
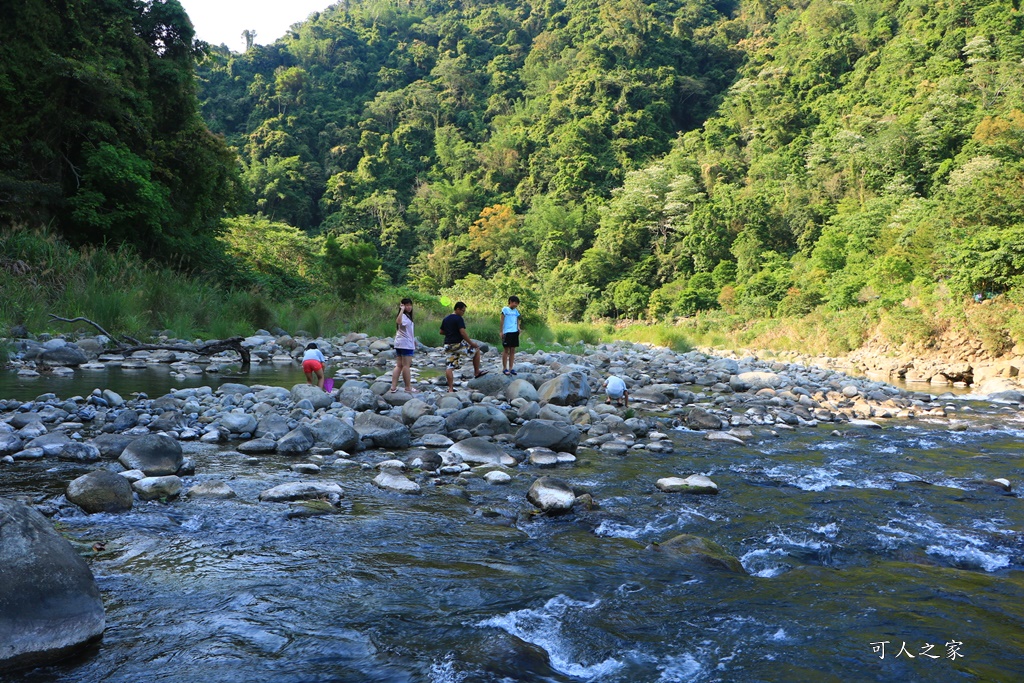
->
<box><xmin>390</xmin><ymin>298</ymin><xmax>418</xmax><ymax>393</ymax></box>
<box><xmin>301</xmin><ymin>342</ymin><xmax>326</xmax><ymax>388</ymax></box>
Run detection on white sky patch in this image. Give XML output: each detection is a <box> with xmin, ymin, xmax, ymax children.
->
<box><xmin>178</xmin><ymin>0</ymin><xmax>338</xmax><ymax>51</ymax></box>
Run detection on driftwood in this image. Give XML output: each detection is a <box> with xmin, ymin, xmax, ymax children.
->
<box><xmin>49</xmin><ymin>314</ymin><xmax>250</xmax><ymax>368</ymax></box>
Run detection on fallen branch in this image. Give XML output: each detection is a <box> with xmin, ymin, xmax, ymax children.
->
<box><xmin>48</xmin><ymin>314</ymin><xmax>249</xmax><ymax>367</ymax></box>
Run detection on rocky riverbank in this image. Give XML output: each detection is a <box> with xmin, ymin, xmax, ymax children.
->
<box><xmin>3</xmin><ymin>328</ymin><xmax>1022</xmax><ymax>670</ymax></box>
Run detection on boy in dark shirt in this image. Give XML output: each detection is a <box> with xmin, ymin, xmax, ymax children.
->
<box><xmin>440</xmin><ymin>301</ymin><xmax>485</xmax><ymax>391</ymax></box>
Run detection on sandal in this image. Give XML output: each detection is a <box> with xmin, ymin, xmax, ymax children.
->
<box><xmin>503</xmin><ymin>370</ymin><xmax>511</xmax><ymax>376</ymax></box>
<box><xmin>510</xmin><ymin>370</ymin><xmax>518</xmax><ymax>375</ymax></box>
<box><xmin>475</xmin><ymin>371</ymin><xmax>489</xmax><ymax>378</ymax></box>
<box><xmin>389</xmin><ymin>388</ymin><xmax>397</xmax><ymax>394</ymax></box>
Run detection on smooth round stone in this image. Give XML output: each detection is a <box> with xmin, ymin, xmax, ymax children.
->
<box><xmin>132</xmin><ymin>475</ymin><xmax>183</xmax><ymax>501</ymax></box>
<box><xmin>528</xmin><ymin>452</ymin><xmax>559</xmax><ymax>468</ymax></box>
<box><xmin>656</xmin><ymin>474</ymin><xmax>719</xmax><ymax>495</ymax></box>
<box><xmin>600</xmin><ymin>441</ymin><xmax>630</xmax><ymax>455</ymax></box>
<box><xmin>705</xmin><ymin>431</ymin><xmax>745</xmax><ymax>445</ymax></box>
<box><xmin>290</xmin><ymin>463</ymin><xmax>321</xmax><ymax>474</ymax></box>
<box><xmin>484</xmin><ymin>470</ymin><xmax>512</xmax><ymax>485</ymax></box>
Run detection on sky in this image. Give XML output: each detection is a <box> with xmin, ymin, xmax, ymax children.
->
<box><xmin>178</xmin><ymin>0</ymin><xmax>337</xmax><ymax>52</ymax></box>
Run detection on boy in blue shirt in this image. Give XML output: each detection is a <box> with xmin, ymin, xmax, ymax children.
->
<box><xmin>501</xmin><ymin>295</ymin><xmax>522</xmax><ymax>376</ymax></box>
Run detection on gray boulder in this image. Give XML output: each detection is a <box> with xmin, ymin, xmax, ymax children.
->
<box><xmin>0</xmin><ymin>498</ymin><xmax>105</xmax><ymax>671</ymax></box>
<box><xmin>0</xmin><ymin>433</ymin><xmax>23</xmax><ymax>455</ymax></box>
<box><xmin>57</xmin><ymin>442</ymin><xmax>101</xmax><ymax>463</ymax></box>
<box><xmin>467</xmin><ymin>373</ymin><xmax>512</xmax><ymax>396</ymax></box>
<box><xmin>684</xmin><ymin>407</ymin><xmax>722</xmax><ymax>431</ymax></box>
<box><xmin>311</xmin><ymin>416</ymin><xmax>360</xmax><ymax>452</ymax></box>
<box><xmin>237</xmin><ymin>438</ymin><xmax>278</xmax><ymax>454</ymax></box>
<box><xmin>88</xmin><ymin>434</ymin><xmax>135</xmax><ymax>459</ymax></box>
<box><xmin>514</xmin><ymin>420</ymin><xmax>581</xmax><ymax>454</ymax></box>
<box><xmin>108</xmin><ymin>409</ymin><xmax>139</xmax><ymax>432</ymax></box>
<box><xmin>400</xmin><ymin>399</ymin><xmax>433</xmax><ymax>425</ymax></box>
<box><xmin>290</xmin><ymin>384</ymin><xmax>332</xmax><ymax>409</ymax></box>
<box><xmin>218</xmin><ymin>383</ymin><xmax>252</xmax><ymax>395</ymax></box>
<box><xmin>373</xmin><ymin>469</ymin><xmax>421</xmax><ymax>494</ymax></box>
<box><xmin>648</xmin><ymin>534</ymin><xmax>747</xmax><ymax>574</ymax></box>
<box><xmin>39</xmin><ymin>344</ymin><xmax>89</xmax><ymax>366</ymax></box>
<box><xmin>258</xmin><ymin>482</ymin><xmax>343</xmax><ymax>503</ymax></box>
<box><xmin>526</xmin><ymin>476</ymin><xmax>576</xmax><ymax>513</ymax></box>
<box><xmin>27</xmin><ymin>432</ymin><xmax>71</xmax><ymax>456</ymax></box>
<box><xmin>655</xmin><ymin>475</ymin><xmax>719</xmax><ymax>494</ymax></box>
<box><xmin>66</xmin><ymin>470</ymin><xmax>133</xmax><ymax>514</ymax></box>
<box><xmin>339</xmin><ymin>386</ymin><xmax>377</xmax><ymax>411</ymax></box>
<box><xmin>132</xmin><ymin>475</ymin><xmax>183</xmax><ymax>501</ymax></box>
<box><xmin>505</xmin><ymin>379</ymin><xmax>539</xmax><ymax>402</ymax></box>
<box><xmin>220</xmin><ymin>412</ymin><xmax>257</xmax><ymax>435</ymax></box>
<box><xmin>445</xmin><ymin>437</ymin><xmax>510</xmax><ymax>465</ymax></box>
<box><xmin>276</xmin><ymin>425</ymin><xmax>315</xmax><ymax>455</ymax></box>
<box><xmin>354</xmin><ymin>412</ymin><xmax>411</xmax><ymax>449</ymax></box>
<box><xmin>537</xmin><ymin>372</ymin><xmax>591</xmax><ymax>406</ymax></box>
<box><xmin>411</xmin><ymin>415</ymin><xmax>447</xmax><ymax>437</ymax></box>
<box><xmin>255</xmin><ymin>415</ymin><xmax>291</xmax><ymax>440</ymax></box>
<box><xmin>445</xmin><ymin>405</ymin><xmax>511</xmax><ymax>435</ymax></box>
<box><xmin>185</xmin><ymin>481</ymin><xmax>237</xmax><ymax>499</ymax></box>
<box><xmin>118</xmin><ymin>434</ymin><xmax>183</xmax><ymax>475</ymax></box>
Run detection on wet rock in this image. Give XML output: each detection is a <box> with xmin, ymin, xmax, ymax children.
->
<box><xmin>354</xmin><ymin>412</ymin><xmax>411</xmax><ymax>449</ymax></box>
<box><xmin>237</xmin><ymin>437</ymin><xmax>277</xmax><ymax>454</ymax></box>
<box><xmin>102</xmin><ymin>390</ymin><xmax>124</xmax><ymax>408</ymax></box>
<box><xmin>57</xmin><ymin>442</ymin><xmax>101</xmax><ymax>463</ymax></box>
<box><xmin>66</xmin><ymin>470</ymin><xmax>133</xmax><ymax>514</ymax></box>
<box><xmin>373</xmin><ymin>469</ymin><xmax>421</xmax><ymax>494</ymax></box>
<box><xmin>704</xmin><ymin>431</ymin><xmax>744</xmax><ymax>445</ymax></box>
<box><xmin>107</xmin><ymin>409</ymin><xmax>139</xmax><ymax>433</ymax></box>
<box><xmin>291</xmin><ymin>463</ymin><xmax>321</xmax><ymax>474</ymax></box>
<box><xmin>117</xmin><ymin>434</ymin><xmax>183</xmax><ymax>476</ymax></box>
<box><xmin>648</xmin><ymin>534</ymin><xmax>747</xmax><ymax>574</ymax></box>
<box><xmin>132</xmin><ymin>475</ymin><xmax>183</xmax><ymax>501</ymax></box>
<box><xmin>537</xmin><ymin>373</ymin><xmax>591</xmax><ymax>406</ymax></box>
<box><xmin>255</xmin><ymin>415</ymin><xmax>291</xmax><ymax>440</ymax></box>
<box><xmin>290</xmin><ymin>384</ymin><xmax>332</xmax><ymax>410</ymax></box>
<box><xmin>0</xmin><ymin>498</ymin><xmax>105</xmax><ymax>671</ymax></box>
<box><xmin>526</xmin><ymin>476</ymin><xmax>575</xmax><ymax>513</ymax></box>
<box><xmin>527</xmin><ymin>449</ymin><xmax>559</xmax><ymax>468</ymax></box>
<box><xmin>445</xmin><ymin>405</ymin><xmax>512</xmax><ymax>435</ymax></box>
<box><xmin>27</xmin><ymin>432</ymin><xmax>71</xmax><ymax>456</ymax></box>
<box><xmin>220</xmin><ymin>412</ymin><xmax>257</xmax><ymax>435</ymax></box>
<box><xmin>186</xmin><ymin>481</ymin><xmax>237</xmax><ymax>499</ymax></box>
<box><xmin>406</xmin><ymin>450</ymin><xmax>443</xmax><ymax>471</ymax></box>
<box><xmin>484</xmin><ymin>470</ymin><xmax>512</xmax><ymax>485</ymax></box>
<box><xmin>684</xmin><ymin>407</ymin><xmax>722</xmax><ymax>431</ymax></box>
<box><xmin>276</xmin><ymin>425</ymin><xmax>316</xmax><ymax>455</ymax></box>
<box><xmin>311</xmin><ymin>416</ymin><xmax>359</xmax><ymax>452</ymax></box>
<box><xmin>0</xmin><ymin>433</ymin><xmax>23</xmax><ymax>455</ymax></box>
<box><xmin>258</xmin><ymin>482</ymin><xmax>343</xmax><ymax>503</ymax></box>
<box><xmin>40</xmin><ymin>344</ymin><xmax>88</xmax><ymax>366</ymax></box>
<box><xmin>848</xmin><ymin>419</ymin><xmax>882</xmax><ymax>429</ymax></box>
<box><xmin>514</xmin><ymin>420</ymin><xmax>581</xmax><ymax>453</ymax></box>
<box><xmin>445</xmin><ymin>437</ymin><xmax>509</xmax><ymax>466</ymax></box>
<box><xmin>655</xmin><ymin>475</ymin><xmax>719</xmax><ymax>494</ymax></box>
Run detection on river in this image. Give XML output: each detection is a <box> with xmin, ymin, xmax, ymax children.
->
<box><xmin>2</xmin><ymin>369</ymin><xmax>1022</xmax><ymax>682</ymax></box>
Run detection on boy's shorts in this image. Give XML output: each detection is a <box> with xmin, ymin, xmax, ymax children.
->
<box><xmin>444</xmin><ymin>341</ymin><xmax>470</xmax><ymax>369</ymax></box>
<box><xmin>502</xmin><ymin>332</ymin><xmax>520</xmax><ymax>348</ymax></box>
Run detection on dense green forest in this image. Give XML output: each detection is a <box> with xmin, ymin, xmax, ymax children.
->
<box><xmin>3</xmin><ymin>0</ymin><xmax>1024</xmax><ymax>352</ymax></box>
<box><xmin>198</xmin><ymin>0</ymin><xmax>1024</xmax><ymax>328</ymax></box>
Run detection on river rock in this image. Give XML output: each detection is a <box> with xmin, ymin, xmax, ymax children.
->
<box><xmin>117</xmin><ymin>434</ymin><xmax>183</xmax><ymax>475</ymax></box>
<box><xmin>684</xmin><ymin>407</ymin><xmax>722</xmax><ymax>431</ymax></box>
<box><xmin>218</xmin><ymin>383</ymin><xmax>252</xmax><ymax>395</ymax></box>
<box><xmin>648</xmin><ymin>534</ymin><xmax>747</xmax><ymax>574</ymax></box>
<box><xmin>66</xmin><ymin>470</ymin><xmax>133</xmax><ymax>513</ymax></box>
<box><xmin>27</xmin><ymin>432</ymin><xmax>72</xmax><ymax>456</ymax></box>
<box><xmin>467</xmin><ymin>373</ymin><xmax>511</xmax><ymax>396</ymax></box>
<box><xmin>108</xmin><ymin>409</ymin><xmax>139</xmax><ymax>432</ymax></box>
<box><xmin>539</xmin><ymin>404</ymin><xmax>572</xmax><ymax>422</ymax></box>
<box><xmin>220</xmin><ymin>412</ymin><xmax>257</xmax><ymax>434</ymax></box>
<box><xmin>0</xmin><ymin>433</ymin><xmax>23</xmax><ymax>455</ymax></box>
<box><xmin>40</xmin><ymin>344</ymin><xmax>88</xmax><ymax>366</ymax></box>
<box><xmin>526</xmin><ymin>476</ymin><xmax>576</xmax><ymax>513</ymax></box>
<box><xmin>537</xmin><ymin>373</ymin><xmax>591</xmax><ymax>406</ymax></box>
<box><xmin>705</xmin><ymin>431</ymin><xmax>744</xmax><ymax>445</ymax></box>
<box><xmin>255</xmin><ymin>415</ymin><xmax>291</xmax><ymax>440</ymax></box>
<box><xmin>311</xmin><ymin>416</ymin><xmax>360</xmax><ymax>452</ymax></box>
<box><xmin>373</xmin><ymin>469</ymin><xmax>421</xmax><ymax>494</ymax></box>
<box><xmin>656</xmin><ymin>475</ymin><xmax>719</xmax><ymax>494</ymax></box>
<box><xmin>505</xmin><ymin>379</ymin><xmax>539</xmax><ymax>402</ymax></box>
<box><xmin>102</xmin><ymin>390</ymin><xmax>124</xmax><ymax>408</ymax></box>
<box><xmin>339</xmin><ymin>386</ymin><xmax>377</xmax><ymax>411</ymax></box>
<box><xmin>258</xmin><ymin>482</ymin><xmax>343</xmax><ymax>503</ymax></box>
<box><xmin>132</xmin><ymin>475</ymin><xmax>183</xmax><ymax>501</ymax></box>
<box><xmin>445</xmin><ymin>405</ymin><xmax>511</xmax><ymax>435</ymax></box>
<box><xmin>411</xmin><ymin>414</ymin><xmax>448</xmax><ymax>437</ymax></box>
<box><xmin>290</xmin><ymin>384</ymin><xmax>332</xmax><ymax>409</ymax></box>
<box><xmin>0</xmin><ymin>498</ymin><xmax>105</xmax><ymax>671</ymax></box>
<box><xmin>514</xmin><ymin>420</ymin><xmax>581</xmax><ymax>453</ymax></box>
<box><xmin>186</xmin><ymin>481</ymin><xmax>237</xmax><ymax>499</ymax></box>
<box><xmin>57</xmin><ymin>442</ymin><xmax>101</xmax><ymax>463</ymax></box>
<box><xmin>484</xmin><ymin>470</ymin><xmax>512</xmax><ymax>485</ymax></box>
<box><xmin>354</xmin><ymin>412</ymin><xmax>411</xmax><ymax>449</ymax></box>
<box><xmin>237</xmin><ymin>437</ymin><xmax>277</xmax><ymax>454</ymax></box>
<box><xmin>528</xmin><ymin>449</ymin><xmax>559</xmax><ymax>468</ymax></box>
<box><xmin>399</xmin><ymin>399</ymin><xmax>432</xmax><ymax>425</ymax></box>
<box><xmin>276</xmin><ymin>425</ymin><xmax>315</xmax><ymax>455</ymax></box>
<box><xmin>445</xmin><ymin>437</ymin><xmax>509</xmax><ymax>465</ymax></box>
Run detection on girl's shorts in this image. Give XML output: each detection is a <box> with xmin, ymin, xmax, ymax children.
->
<box><xmin>396</xmin><ymin>348</ymin><xmax>414</xmax><ymax>357</ymax></box>
<box><xmin>302</xmin><ymin>359</ymin><xmax>323</xmax><ymax>373</ymax></box>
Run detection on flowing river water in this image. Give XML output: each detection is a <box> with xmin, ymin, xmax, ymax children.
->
<box><xmin>2</xmin><ymin>368</ymin><xmax>1023</xmax><ymax>682</ymax></box>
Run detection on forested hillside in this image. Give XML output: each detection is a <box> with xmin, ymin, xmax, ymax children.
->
<box><xmin>0</xmin><ymin>0</ymin><xmax>238</xmax><ymax>267</ymax></box>
<box><xmin>199</xmin><ymin>0</ymin><xmax>1024</xmax><ymax>332</ymax></box>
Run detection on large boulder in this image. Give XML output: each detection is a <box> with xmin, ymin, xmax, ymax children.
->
<box><xmin>655</xmin><ymin>475</ymin><xmax>719</xmax><ymax>494</ymax></box>
<box><xmin>684</xmin><ymin>407</ymin><xmax>723</xmax><ymax>431</ymax></box>
<box><xmin>338</xmin><ymin>386</ymin><xmax>377</xmax><ymax>411</ymax></box>
<box><xmin>732</xmin><ymin>371</ymin><xmax>783</xmax><ymax>391</ymax></box>
<box><xmin>0</xmin><ymin>498</ymin><xmax>105</xmax><ymax>671</ymax></box>
<box><xmin>537</xmin><ymin>372</ymin><xmax>591</xmax><ymax>406</ymax></box>
<box><xmin>117</xmin><ymin>434</ymin><xmax>183</xmax><ymax>475</ymax></box>
<box><xmin>311</xmin><ymin>416</ymin><xmax>360</xmax><ymax>452</ymax></box>
<box><xmin>444</xmin><ymin>405</ymin><xmax>511</xmax><ymax>435</ymax></box>
<box><xmin>647</xmin><ymin>534</ymin><xmax>747</xmax><ymax>574</ymax></box>
<box><xmin>276</xmin><ymin>425</ymin><xmax>316</xmax><ymax>455</ymax></box>
<box><xmin>505</xmin><ymin>379</ymin><xmax>539</xmax><ymax>402</ymax></box>
<box><xmin>88</xmin><ymin>434</ymin><xmax>135</xmax><ymax>459</ymax></box>
<box><xmin>258</xmin><ymin>482</ymin><xmax>343</xmax><ymax>503</ymax></box>
<box><xmin>411</xmin><ymin>415</ymin><xmax>447</xmax><ymax>437</ymax></box>
<box><xmin>57</xmin><ymin>442</ymin><xmax>101</xmax><ymax>463</ymax></box>
<box><xmin>444</xmin><ymin>437</ymin><xmax>510</xmax><ymax>466</ymax></box>
<box><xmin>132</xmin><ymin>475</ymin><xmax>183</xmax><ymax>501</ymax></box>
<box><xmin>467</xmin><ymin>373</ymin><xmax>512</xmax><ymax>396</ymax></box>
<box><xmin>373</xmin><ymin>470</ymin><xmax>421</xmax><ymax>494</ymax></box>
<box><xmin>0</xmin><ymin>433</ymin><xmax>23</xmax><ymax>455</ymax></box>
<box><xmin>526</xmin><ymin>476</ymin><xmax>576</xmax><ymax>513</ymax></box>
<box><xmin>220</xmin><ymin>412</ymin><xmax>257</xmax><ymax>435</ymax></box>
<box><xmin>39</xmin><ymin>344</ymin><xmax>89</xmax><ymax>366</ymax></box>
<box><xmin>400</xmin><ymin>399</ymin><xmax>433</xmax><ymax>425</ymax></box>
<box><xmin>290</xmin><ymin>384</ymin><xmax>332</xmax><ymax>409</ymax></box>
<box><xmin>354</xmin><ymin>412</ymin><xmax>411</xmax><ymax>449</ymax></box>
<box><xmin>65</xmin><ymin>470</ymin><xmax>133</xmax><ymax>514</ymax></box>
<box><xmin>514</xmin><ymin>420</ymin><xmax>581</xmax><ymax>454</ymax></box>
<box><xmin>255</xmin><ymin>415</ymin><xmax>291</xmax><ymax>440</ymax></box>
